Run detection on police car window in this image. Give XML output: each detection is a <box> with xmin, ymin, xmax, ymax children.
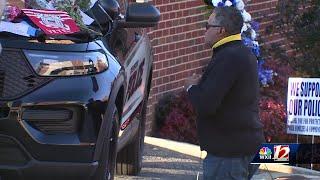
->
<box><xmin>111</xmin><ymin>0</ymin><xmax>144</xmax><ymax>64</ymax></box>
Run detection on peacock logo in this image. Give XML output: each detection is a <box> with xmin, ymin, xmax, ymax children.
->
<box><xmin>259</xmin><ymin>147</ymin><xmax>272</xmax><ymax>160</ymax></box>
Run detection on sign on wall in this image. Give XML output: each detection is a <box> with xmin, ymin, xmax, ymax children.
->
<box><xmin>287</xmin><ymin>78</ymin><xmax>320</xmax><ymax>136</ymax></box>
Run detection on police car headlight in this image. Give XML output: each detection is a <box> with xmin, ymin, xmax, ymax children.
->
<box><xmin>24</xmin><ymin>50</ymin><xmax>109</xmax><ymax>76</ymax></box>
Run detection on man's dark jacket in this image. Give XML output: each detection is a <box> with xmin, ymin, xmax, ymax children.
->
<box><xmin>188</xmin><ymin>40</ymin><xmax>265</xmax><ymax>157</ymax></box>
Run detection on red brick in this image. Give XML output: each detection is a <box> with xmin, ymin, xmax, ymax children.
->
<box><xmin>169</xmin><ymin>44</ymin><xmax>175</xmax><ymax>50</ymax></box>
<box><xmin>163</xmin><ymin>0</ymin><xmax>169</xmax><ymax>4</ymax></box>
<box><xmin>165</xmin><ymin>21</ymin><xmax>173</xmax><ymax>28</ymax></box>
<box><xmin>162</xmin><ymin>13</ymin><xmax>170</xmax><ymax>21</ymax></box>
<box><xmin>158</xmin><ymin>53</ymin><xmax>165</xmax><ymax>61</ymax></box>
<box><xmin>170</xmin><ymin>28</ymin><xmax>176</xmax><ymax>35</ymax></box>
<box><xmin>180</xmin><ymin>2</ymin><xmax>186</xmax><ymax>9</ymax></box>
<box><xmin>163</xmin><ymin>76</ymin><xmax>169</xmax><ymax>84</ymax></box>
<box><xmin>159</xmin><ymin>6</ymin><xmax>166</xmax><ymax>12</ymax></box>
<box><xmin>163</xmin><ymin>61</ymin><xmax>169</xmax><ymax>68</ymax></box>
<box><xmin>172</xmin><ymin>4</ymin><xmax>179</xmax><ymax>11</ymax></box>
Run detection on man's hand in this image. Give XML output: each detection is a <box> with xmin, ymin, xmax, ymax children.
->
<box><xmin>184</xmin><ymin>73</ymin><xmax>201</xmax><ymax>91</ymax></box>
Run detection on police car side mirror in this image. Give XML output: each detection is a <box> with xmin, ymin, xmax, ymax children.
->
<box><xmin>117</xmin><ymin>3</ymin><xmax>160</xmax><ymax>28</ymax></box>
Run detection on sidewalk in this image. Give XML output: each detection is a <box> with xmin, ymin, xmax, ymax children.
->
<box><xmin>115</xmin><ymin>136</ymin><xmax>320</xmax><ymax>180</ymax></box>
<box><xmin>117</xmin><ymin>143</ymin><xmax>202</xmax><ymax>179</ymax></box>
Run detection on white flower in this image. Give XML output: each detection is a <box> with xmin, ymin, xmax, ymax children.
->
<box><xmin>246</xmin><ymin>23</ymin><xmax>252</xmax><ymax>29</ymax></box>
<box><xmin>252</xmin><ymin>41</ymin><xmax>259</xmax><ymax>47</ymax></box>
<box><xmin>225</xmin><ymin>0</ymin><xmax>233</xmax><ymax>6</ymax></box>
<box><xmin>241</xmin><ymin>10</ymin><xmax>252</xmax><ymax>22</ymax></box>
<box><xmin>251</xmin><ymin>29</ymin><xmax>257</xmax><ymax>40</ymax></box>
<box><xmin>212</xmin><ymin>0</ymin><xmax>222</xmax><ymax>7</ymax></box>
<box><xmin>241</xmin><ymin>23</ymin><xmax>248</xmax><ymax>33</ymax></box>
<box><xmin>236</xmin><ymin>0</ymin><xmax>245</xmax><ymax>10</ymax></box>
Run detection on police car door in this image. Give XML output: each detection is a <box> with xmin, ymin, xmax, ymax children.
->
<box><xmin>113</xmin><ymin>0</ymin><xmax>151</xmax><ymax>130</ymax></box>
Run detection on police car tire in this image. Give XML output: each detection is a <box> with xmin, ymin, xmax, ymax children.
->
<box><xmin>93</xmin><ymin>106</ymin><xmax>119</xmax><ymax>180</ymax></box>
<box><xmin>116</xmin><ymin>97</ymin><xmax>147</xmax><ymax>176</ymax></box>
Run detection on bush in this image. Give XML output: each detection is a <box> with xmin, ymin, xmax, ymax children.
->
<box><xmin>154</xmin><ymin>93</ymin><xmax>176</xmax><ymax>130</ymax></box>
<box><xmin>155</xmin><ymin>91</ymin><xmax>198</xmax><ymax>145</ymax></box>
<box><xmin>159</xmin><ymin>108</ymin><xmax>198</xmax><ymax>144</ymax></box>
<box><xmin>259</xmin><ymin>97</ymin><xmax>296</xmax><ymax>143</ymax></box>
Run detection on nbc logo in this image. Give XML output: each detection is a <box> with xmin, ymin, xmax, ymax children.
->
<box><xmin>259</xmin><ymin>147</ymin><xmax>272</xmax><ymax>160</ymax></box>
<box><xmin>273</xmin><ymin>145</ymin><xmax>290</xmax><ymax>162</ymax></box>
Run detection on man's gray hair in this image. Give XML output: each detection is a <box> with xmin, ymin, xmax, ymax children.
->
<box><xmin>212</xmin><ymin>7</ymin><xmax>244</xmax><ymax>35</ymax></box>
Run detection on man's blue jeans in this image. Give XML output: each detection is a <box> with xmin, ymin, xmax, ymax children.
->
<box><xmin>203</xmin><ymin>154</ymin><xmax>259</xmax><ymax>180</ymax></box>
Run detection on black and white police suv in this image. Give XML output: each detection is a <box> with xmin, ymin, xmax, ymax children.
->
<box><xmin>0</xmin><ymin>0</ymin><xmax>160</xmax><ymax>179</ymax></box>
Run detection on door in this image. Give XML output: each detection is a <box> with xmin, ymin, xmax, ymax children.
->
<box><xmin>111</xmin><ymin>0</ymin><xmax>152</xmax><ymax>128</ymax></box>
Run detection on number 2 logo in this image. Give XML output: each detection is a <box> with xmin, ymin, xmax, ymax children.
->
<box><xmin>274</xmin><ymin>145</ymin><xmax>290</xmax><ymax>161</ymax></box>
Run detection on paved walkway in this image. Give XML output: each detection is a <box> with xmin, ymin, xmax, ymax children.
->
<box><xmin>116</xmin><ymin>144</ymin><xmax>202</xmax><ymax>180</ymax></box>
<box><xmin>116</xmin><ymin>137</ymin><xmax>320</xmax><ymax>180</ymax></box>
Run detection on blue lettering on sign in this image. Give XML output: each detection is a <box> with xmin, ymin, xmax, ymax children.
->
<box><xmin>300</xmin><ymin>82</ymin><xmax>320</xmax><ymax>97</ymax></box>
<box><xmin>309</xmin><ymin>126</ymin><xmax>320</xmax><ymax>133</ymax></box>
<box><xmin>290</xmin><ymin>82</ymin><xmax>300</xmax><ymax>97</ymax></box>
<box><xmin>303</xmin><ymin>100</ymin><xmax>320</xmax><ymax>117</ymax></box>
<box><xmin>288</xmin><ymin>99</ymin><xmax>303</xmax><ymax>116</ymax></box>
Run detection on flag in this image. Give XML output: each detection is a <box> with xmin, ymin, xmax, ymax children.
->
<box><xmin>22</xmin><ymin>9</ymin><xmax>80</xmax><ymax>35</ymax></box>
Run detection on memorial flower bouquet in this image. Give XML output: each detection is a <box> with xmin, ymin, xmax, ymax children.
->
<box><xmin>2</xmin><ymin>0</ymin><xmax>100</xmax><ymax>38</ymax></box>
<box><xmin>25</xmin><ymin>0</ymin><xmax>91</xmax><ymax>28</ymax></box>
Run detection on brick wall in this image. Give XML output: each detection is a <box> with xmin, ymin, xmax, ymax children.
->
<box><xmin>145</xmin><ymin>0</ymin><xmax>282</xmax><ymax>135</ymax></box>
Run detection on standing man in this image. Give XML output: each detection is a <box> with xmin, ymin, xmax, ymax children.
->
<box><xmin>185</xmin><ymin>6</ymin><xmax>265</xmax><ymax>180</ymax></box>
